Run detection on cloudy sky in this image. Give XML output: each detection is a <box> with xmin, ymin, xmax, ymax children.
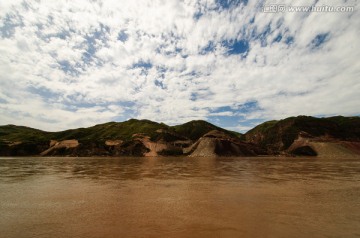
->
<box><xmin>0</xmin><ymin>0</ymin><xmax>359</xmax><ymax>132</ymax></box>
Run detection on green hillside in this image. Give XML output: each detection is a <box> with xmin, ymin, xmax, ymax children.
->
<box><xmin>0</xmin><ymin>125</ymin><xmax>51</xmax><ymax>142</ymax></box>
<box><xmin>2</xmin><ymin>116</ymin><xmax>358</xmax><ymax>156</ymax></box>
<box><xmin>245</xmin><ymin>116</ymin><xmax>360</xmax><ymax>152</ymax></box>
<box><xmin>52</xmin><ymin>119</ymin><xmax>168</xmax><ymax>142</ymax></box>
<box><xmin>171</xmin><ymin>120</ymin><xmax>242</xmax><ymax>141</ymax></box>
<box><xmin>0</xmin><ymin>119</ymin><xmax>241</xmax><ymax>144</ymax></box>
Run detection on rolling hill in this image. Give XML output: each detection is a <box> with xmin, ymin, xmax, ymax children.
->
<box><xmin>0</xmin><ymin>119</ymin><xmax>244</xmax><ymax>156</ymax></box>
<box><xmin>245</xmin><ymin>116</ymin><xmax>360</xmax><ymax>155</ymax></box>
<box><xmin>1</xmin><ymin>116</ymin><xmax>359</xmax><ymax>157</ymax></box>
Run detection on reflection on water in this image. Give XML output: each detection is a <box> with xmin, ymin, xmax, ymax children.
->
<box><xmin>1</xmin><ymin>156</ymin><xmax>360</xmax><ymax>182</ymax></box>
<box><xmin>1</xmin><ymin>156</ymin><xmax>360</xmax><ymax>238</ymax></box>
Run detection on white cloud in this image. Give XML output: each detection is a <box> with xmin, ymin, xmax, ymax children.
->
<box><xmin>0</xmin><ymin>0</ymin><xmax>359</xmax><ymax>131</ymax></box>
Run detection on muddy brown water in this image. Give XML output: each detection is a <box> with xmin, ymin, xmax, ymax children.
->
<box><xmin>1</xmin><ymin>156</ymin><xmax>360</xmax><ymax>238</ymax></box>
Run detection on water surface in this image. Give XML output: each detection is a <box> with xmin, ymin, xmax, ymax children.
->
<box><xmin>1</xmin><ymin>156</ymin><xmax>360</xmax><ymax>238</ymax></box>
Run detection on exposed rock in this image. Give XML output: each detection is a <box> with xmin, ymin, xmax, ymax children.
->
<box><xmin>172</xmin><ymin>140</ymin><xmax>192</xmax><ymax>148</ymax></box>
<box><xmin>105</xmin><ymin>140</ymin><xmax>123</xmax><ymax>146</ymax></box>
<box><xmin>9</xmin><ymin>141</ymin><xmax>22</xmax><ymax>146</ymax></box>
<box><xmin>188</xmin><ymin>130</ymin><xmax>266</xmax><ymax>157</ymax></box>
<box><xmin>136</xmin><ymin>135</ymin><xmax>167</xmax><ymax>157</ymax></box>
<box><xmin>40</xmin><ymin>140</ymin><xmax>79</xmax><ymax>156</ymax></box>
<box><xmin>133</xmin><ymin>134</ymin><xmax>182</xmax><ymax>157</ymax></box>
<box><xmin>1</xmin><ymin>116</ymin><xmax>359</xmax><ymax>157</ymax></box>
<box><xmin>118</xmin><ymin>140</ymin><xmax>149</xmax><ymax>156</ymax></box>
<box><xmin>308</xmin><ymin>142</ymin><xmax>360</xmax><ymax>158</ymax></box>
<box><xmin>245</xmin><ymin>116</ymin><xmax>360</xmax><ymax>154</ymax></box>
<box><xmin>188</xmin><ymin>137</ymin><xmax>218</xmax><ymax>157</ymax></box>
<box><xmin>341</xmin><ymin>141</ymin><xmax>360</xmax><ymax>154</ymax></box>
<box><xmin>49</xmin><ymin>140</ymin><xmax>58</xmax><ymax>147</ymax></box>
<box><xmin>287</xmin><ymin>133</ymin><xmax>360</xmax><ymax>157</ymax></box>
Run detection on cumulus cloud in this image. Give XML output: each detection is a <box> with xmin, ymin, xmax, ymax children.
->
<box><xmin>0</xmin><ymin>0</ymin><xmax>359</xmax><ymax>132</ymax></box>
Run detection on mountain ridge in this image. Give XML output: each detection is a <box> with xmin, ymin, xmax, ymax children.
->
<box><xmin>1</xmin><ymin>116</ymin><xmax>360</xmax><ymax>157</ymax></box>
<box><xmin>0</xmin><ymin>119</ymin><xmax>242</xmax><ymax>143</ymax></box>
<box><xmin>245</xmin><ymin>115</ymin><xmax>360</xmax><ymax>155</ymax></box>
<box><xmin>0</xmin><ymin>119</ymin><xmax>246</xmax><ymax>157</ymax></box>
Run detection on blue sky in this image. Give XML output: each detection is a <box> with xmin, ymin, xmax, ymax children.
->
<box><xmin>0</xmin><ymin>0</ymin><xmax>359</xmax><ymax>132</ymax></box>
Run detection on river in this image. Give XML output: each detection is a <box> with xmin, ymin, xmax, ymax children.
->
<box><xmin>1</xmin><ymin>156</ymin><xmax>360</xmax><ymax>238</ymax></box>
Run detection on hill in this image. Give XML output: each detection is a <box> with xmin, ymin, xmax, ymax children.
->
<box><xmin>186</xmin><ymin>130</ymin><xmax>266</xmax><ymax>157</ymax></box>
<box><xmin>1</xmin><ymin>116</ymin><xmax>359</xmax><ymax>157</ymax></box>
<box><xmin>52</xmin><ymin>119</ymin><xmax>168</xmax><ymax>142</ymax></box>
<box><xmin>0</xmin><ymin>119</ymin><xmax>243</xmax><ymax>156</ymax></box>
<box><xmin>0</xmin><ymin>125</ymin><xmax>50</xmax><ymax>142</ymax></box>
<box><xmin>171</xmin><ymin>120</ymin><xmax>242</xmax><ymax>141</ymax></box>
<box><xmin>245</xmin><ymin>116</ymin><xmax>360</xmax><ymax>155</ymax></box>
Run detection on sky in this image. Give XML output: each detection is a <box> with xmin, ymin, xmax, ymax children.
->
<box><xmin>0</xmin><ymin>0</ymin><xmax>359</xmax><ymax>132</ymax></box>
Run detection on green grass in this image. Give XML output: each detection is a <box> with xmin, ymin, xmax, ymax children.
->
<box><xmin>0</xmin><ymin>119</ymin><xmax>242</xmax><ymax>145</ymax></box>
<box><xmin>3</xmin><ymin>116</ymin><xmax>357</xmax><ymax>152</ymax></box>
<box><xmin>171</xmin><ymin>120</ymin><xmax>242</xmax><ymax>141</ymax></box>
<box><xmin>52</xmin><ymin>119</ymin><xmax>168</xmax><ymax>142</ymax></box>
<box><xmin>246</xmin><ymin>120</ymin><xmax>278</xmax><ymax>134</ymax></box>
<box><xmin>0</xmin><ymin>125</ymin><xmax>51</xmax><ymax>143</ymax></box>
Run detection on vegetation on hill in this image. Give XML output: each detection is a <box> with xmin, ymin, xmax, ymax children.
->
<box><xmin>171</xmin><ymin>120</ymin><xmax>242</xmax><ymax>141</ymax></box>
<box><xmin>0</xmin><ymin>119</ymin><xmax>241</xmax><ymax>144</ymax></box>
<box><xmin>245</xmin><ymin>116</ymin><xmax>360</xmax><ymax>153</ymax></box>
<box><xmin>0</xmin><ymin>125</ymin><xmax>50</xmax><ymax>142</ymax></box>
<box><xmin>1</xmin><ymin>116</ymin><xmax>359</xmax><ymax>156</ymax></box>
<box><xmin>52</xmin><ymin>119</ymin><xmax>168</xmax><ymax>142</ymax></box>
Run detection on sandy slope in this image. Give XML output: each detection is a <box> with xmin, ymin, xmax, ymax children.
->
<box><xmin>40</xmin><ymin>140</ymin><xmax>79</xmax><ymax>156</ymax></box>
<box><xmin>288</xmin><ymin>134</ymin><xmax>360</xmax><ymax>157</ymax></box>
<box><xmin>309</xmin><ymin>141</ymin><xmax>360</xmax><ymax>158</ymax></box>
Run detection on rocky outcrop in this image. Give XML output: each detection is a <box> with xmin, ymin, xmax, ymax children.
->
<box><xmin>132</xmin><ymin>134</ymin><xmax>182</xmax><ymax>156</ymax></box>
<box><xmin>116</xmin><ymin>140</ymin><xmax>150</xmax><ymax>156</ymax></box>
<box><xmin>186</xmin><ymin>137</ymin><xmax>218</xmax><ymax>157</ymax></box>
<box><xmin>40</xmin><ymin>140</ymin><xmax>79</xmax><ymax>156</ymax></box>
<box><xmin>105</xmin><ymin>140</ymin><xmax>123</xmax><ymax>146</ymax></box>
<box><xmin>287</xmin><ymin>132</ymin><xmax>360</xmax><ymax>157</ymax></box>
<box><xmin>245</xmin><ymin>116</ymin><xmax>360</xmax><ymax>155</ymax></box>
<box><xmin>187</xmin><ymin>130</ymin><xmax>266</xmax><ymax>157</ymax></box>
<box><xmin>133</xmin><ymin>134</ymin><xmax>166</xmax><ymax>156</ymax></box>
<box><xmin>1</xmin><ymin>116</ymin><xmax>359</xmax><ymax>157</ymax></box>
